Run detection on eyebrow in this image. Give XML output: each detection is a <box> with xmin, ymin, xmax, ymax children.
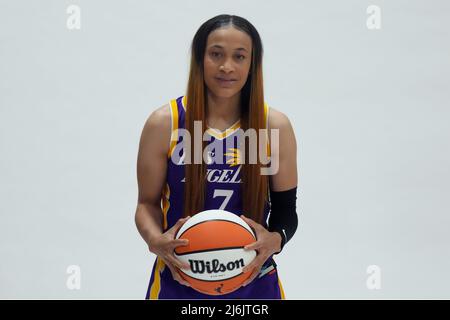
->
<box><xmin>210</xmin><ymin>45</ymin><xmax>249</xmax><ymax>52</ymax></box>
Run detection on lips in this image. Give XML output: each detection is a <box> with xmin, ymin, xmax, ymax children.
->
<box><xmin>215</xmin><ymin>77</ymin><xmax>237</xmax><ymax>87</ymax></box>
<box><xmin>215</xmin><ymin>77</ymin><xmax>237</xmax><ymax>81</ymax></box>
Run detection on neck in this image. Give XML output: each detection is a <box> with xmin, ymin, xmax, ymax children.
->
<box><xmin>206</xmin><ymin>91</ymin><xmax>241</xmax><ymax>129</ymax></box>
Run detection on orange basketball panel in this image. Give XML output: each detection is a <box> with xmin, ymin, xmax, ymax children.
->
<box><xmin>175</xmin><ymin>221</ymin><xmax>255</xmax><ymax>254</ymax></box>
<box><xmin>178</xmin><ymin>269</ymin><xmax>253</xmax><ymax>295</ymax></box>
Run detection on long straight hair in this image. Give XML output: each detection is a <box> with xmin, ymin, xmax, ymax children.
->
<box><xmin>182</xmin><ymin>14</ymin><xmax>269</xmax><ymax>225</ymax></box>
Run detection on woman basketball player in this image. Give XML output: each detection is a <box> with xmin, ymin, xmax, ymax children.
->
<box><xmin>135</xmin><ymin>14</ymin><xmax>298</xmax><ymax>299</ymax></box>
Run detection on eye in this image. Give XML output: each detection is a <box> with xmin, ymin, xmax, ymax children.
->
<box><xmin>211</xmin><ymin>51</ymin><xmax>222</xmax><ymax>58</ymax></box>
<box><xmin>236</xmin><ymin>55</ymin><xmax>246</xmax><ymax>60</ymax></box>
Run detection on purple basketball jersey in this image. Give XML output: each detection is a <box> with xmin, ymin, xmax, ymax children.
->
<box><xmin>146</xmin><ymin>95</ymin><xmax>286</xmax><ymax>299</ymax></box>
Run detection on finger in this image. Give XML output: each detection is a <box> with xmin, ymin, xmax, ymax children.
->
<box><xmin>167</xmin><ymin>253</ymin><xmax>189</xmax><ymax>270</ymax></box>
<box><xmin>174</xmin><ymin>216</ymin><xmax>191</xmax><ymax>227</ymax></box>
<box><xmin>172</xmin><ymin>238</ymin><xmax>189</xmax><ymax>248</ymax></box>
<box><xmin>242</xmin><ymin>256</ymin><xmax>266</xmax><ymax>273</ymax></box>
<box><xmin>242</xmin><ymin>261</ymin><xmax>260</xmax><ymax>274</ymax></box>
<box><xmin>166</xmin><ymin>254</ymin><xmax>190</xmax><ymax>270</ymax></box>
<box><xmin>240</xmin><ymin>215</ymin><xmax>261</xmax><ymax>232</ymax></box>
<box><xmin>166</xmin><ymin>262</ymin><xmax>191</xmax><ymax>287</ymax></box>
<box><xmin>241</xmin><ymin>215</ymin><xmax>256</xmax><ymax>226</ymax></box>
<box><xmin>244</xmin><ymin>241</ymin><xmax>263</xmax><ymax>251</ymax></box>
<box><xmin>167</xmin><ymin>216</ymin><xmax>191</xmax><ymax>234</ymax></box>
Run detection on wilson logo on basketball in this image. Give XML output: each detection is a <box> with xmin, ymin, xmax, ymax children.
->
<box><xmin>189</xmin><ymin>258</ymin><xmax>245</xmax><ymax>274</ymax></box>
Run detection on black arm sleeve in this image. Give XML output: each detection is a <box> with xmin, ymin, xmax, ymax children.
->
<box><xmin>267</xmin><ymin>186</ymin><xmax>298</xmax><ymax>254</ymax></box>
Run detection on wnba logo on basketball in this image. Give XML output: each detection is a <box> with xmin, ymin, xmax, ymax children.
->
<box><xmin>189</xmin><ymin>258</ymin><xmax>245</xmax><ymax>274</ymax></box>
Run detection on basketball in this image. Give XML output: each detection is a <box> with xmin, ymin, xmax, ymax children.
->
<box><xmin>174</xmin><ymin>209</ymin><xmax>257</xmax><ymax>295</ymax></box>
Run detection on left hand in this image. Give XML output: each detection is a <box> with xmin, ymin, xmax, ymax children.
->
<box><xmin>240</xmin><ymin>215</ymin><xmax>282</xmax><ymax>287</ymax></box>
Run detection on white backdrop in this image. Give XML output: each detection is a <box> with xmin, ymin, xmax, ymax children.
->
<box><xmin>1</xmin><ymin>0</ymin><xmax>449</xmax><ymax>299</ymax></box>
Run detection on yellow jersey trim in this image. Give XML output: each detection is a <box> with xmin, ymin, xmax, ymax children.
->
<box><xmin>206</xmin><ymin>120</ymin><xmax>241</xmax><ymax>140</ymax></box>
<box><xmin>149</xmin><ymin>257</ymin><xmax>166</xmax><ymax>299</ymax></box>
<box><xmin>168</xmin><ymin>99</ymin><xmax>179</xmax><ymax>158</ymax></box>
<box><xmin>278</xmin><ymin>277</ymin><xmax>286</xmax><ymax>299</ymax></box>
<box><xmin>175</xmin><ymin>95</ymin><xmax>271</xmax><ymax>153</ymax></box>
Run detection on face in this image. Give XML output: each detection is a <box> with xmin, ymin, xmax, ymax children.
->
<box><xmin>203</xmin><ymin>26</ymin><xmax>253</xmax><ymax>98</ymax></box>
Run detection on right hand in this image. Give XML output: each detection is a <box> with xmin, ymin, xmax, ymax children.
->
<box><xmin>148</xmin><ymin>216</ymin><xmax>192</xmax><ymax>287</ymax></box>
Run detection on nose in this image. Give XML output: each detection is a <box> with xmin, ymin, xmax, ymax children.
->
<box><xmin>220</xmin><ymin>59</ymin><xmax>234</xmax><ymax>72</ymax></box>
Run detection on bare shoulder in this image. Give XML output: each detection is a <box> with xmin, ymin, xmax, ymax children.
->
<box><xmin>146</xmin><ymin>103</ymin><xmax>171</xmax><ymax>129</ymax></box>
<box><xmin>140</xmin><ymin>103</ymin><xmax>172</xmax><ymax>156</ymax></box>
<box><xmin>137</xmin><ymin>103</ymin><xmax>172</xmax><ymax>205</ymax></box>
<box><xmin>267</xmin><ymin>106</ymin><xmax>298</xmax><ymax>190</ymax></box>
<box><xmin>268</xmin><ymin>106</ymin><xmax>293</xmax><ymax>131</ymax></box>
